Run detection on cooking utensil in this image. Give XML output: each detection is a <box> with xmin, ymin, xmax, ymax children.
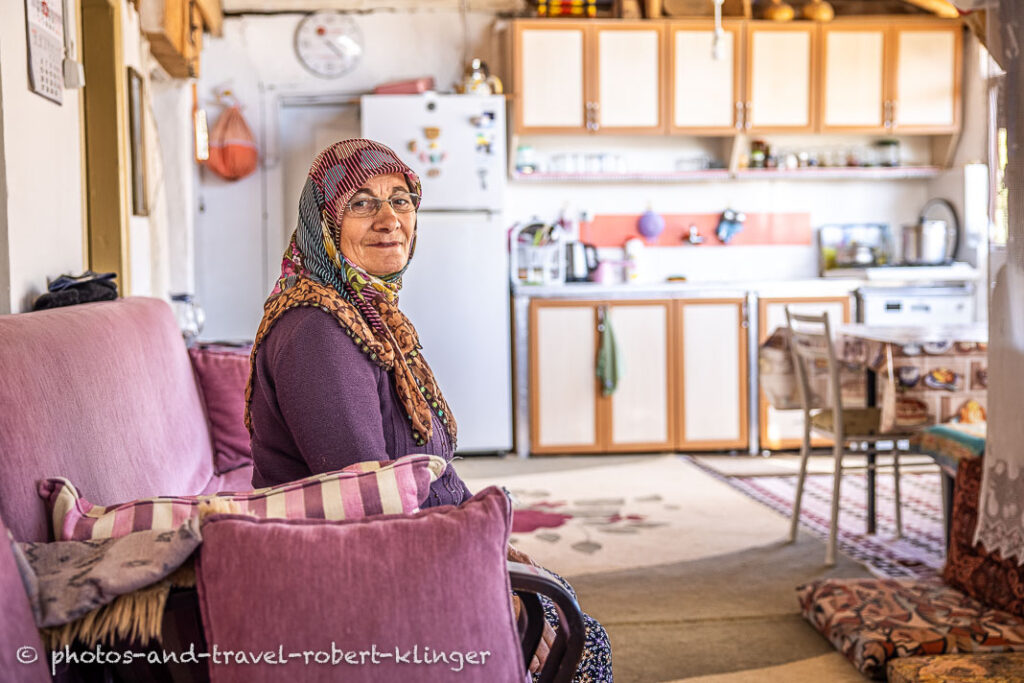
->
<box><xmin>899</xmin><ymin>198</ymin><xmax>960</xmax><ymax>265</ymax></box>
<box><xmin>715</xmin><ymin>209</ymin><xmax>746</xmax><ymax>244</ymax></box>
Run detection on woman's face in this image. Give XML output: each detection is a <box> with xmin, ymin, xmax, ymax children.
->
<box><xmin>338</xmin><ymin>173</ymin><xmax>416</xmax><ymax>276</ymax></box>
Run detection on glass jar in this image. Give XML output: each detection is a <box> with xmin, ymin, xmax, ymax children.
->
<box><xmin>876</xmin><ymin>139</ymin><xmax>900</xmax><ymax>167</ymax></box>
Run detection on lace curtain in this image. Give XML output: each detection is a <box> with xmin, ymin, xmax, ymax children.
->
<box><xmin>975</xmin><ymin>2</ymin><xmax>1024</xmax><ymax>564</ymax></box>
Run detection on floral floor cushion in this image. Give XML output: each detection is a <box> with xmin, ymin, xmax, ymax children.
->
<box><xmin>888</xmin><ymin>652</ymin><xmax>1024</xmax><ymax>682</ymax></box>
<box><xmin>797</xmin><ymin>578</ymin><xmax>1024</xmax><ymax>679</ymax></box>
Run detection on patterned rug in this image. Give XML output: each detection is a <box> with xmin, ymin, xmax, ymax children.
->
<box><xmin>691</xmin><ymin>460</ymin><xmax>946</xmax><ymax>580</ymax></box>
<box><xmin>461</xmin><ymin>455</ymin><xmax>797</xmax><ymax>577</ymax></box>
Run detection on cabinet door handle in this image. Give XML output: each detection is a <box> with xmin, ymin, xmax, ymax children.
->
<box><xmin>591</xmin><ymin>101</ymin><xmax>600</xmax><ymax>131</ymax></box>
<box><xmin>889</xmin><ymin>100</ymin><xmax>898</xmax><ymax>129</ymax></box>
<box><xmin>735</xmin><ymin>101</ymin><xmax>744</xmax><ymax>130</ymax></box>
<box><xmin>744</xmin><ymin>101</ymin><xmax>752</xmax><ymax>130</ymax></box>
<box><xmin>883</xmin><ymin>101</ymin><xmax>891</xmax><ymax>129</ymax></box>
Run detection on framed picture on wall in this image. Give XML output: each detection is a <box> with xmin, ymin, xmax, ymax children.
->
<box><xmin>127</xmin><ymin>67</ymin><xmax>148</xmax><ymax>216</ymax></box>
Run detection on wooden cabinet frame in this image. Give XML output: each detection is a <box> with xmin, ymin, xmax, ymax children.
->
<box><xmin>602</xmin><ymin>299</ymin><xmax>677</xmax><ymax>452</ymax></box>
<box><xmin>673</xmin><ymin>299</ymin><xmax>749</xmax><ymax>451</ymax></box>
<box><xmin>512</xmin><ymin>16</ymin><xmax>962</xmax><ymax>142</ymax></box>
<box><xmin>528</xmin><ymin>298</ymin><xmax>676</xmax><ymax>454</ymax></box>
<box><xmin>819</xmin><ymin>21</ymin><xmax>890</xmax><ymax>134</ymax></box>
<box><xmin>743</xmin><ymin>21</ymin><xmax>820</xmax><ymax>134</ymax></box>
<box><xmin>512</xmin><ymin>20</ymin><xmax>589</xmax><ymax>135</ymax></box>
<box><xmin>513</xmin><ymin>20</ymin><xmax>666</xmax><ymax>135</ymax></box>
<box><xmin>818</xmin><ymin>18</ymin><xmax>963</xmax><ymax>135</ymax></box>
<box><xmin>528</xmin><ymin>299</ymin><xmax>601</xmax><ymax>454</ymax></box>
<box><xmin>888</xmin><ymin>20</ymin><xmax>963</xmax><ymax>135</ymax></box>
<box><xmin>667</xmin><ymin>21</ymin><xmax>744</xmax><ymax>135</ymax></box>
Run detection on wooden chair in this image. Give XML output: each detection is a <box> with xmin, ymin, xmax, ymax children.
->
<box><xmin>785</xmin><ymin>308</ymin><xmax>913</xmax><ymax>566</ymax></box>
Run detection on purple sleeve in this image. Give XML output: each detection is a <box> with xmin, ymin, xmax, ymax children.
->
<box><xmin>266</xmin><ymin>309</ymin><xmax>390</xmax><ymax>474</ymax></box>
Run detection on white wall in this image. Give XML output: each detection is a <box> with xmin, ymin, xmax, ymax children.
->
<box><xmin>0</xmin><ymin>1</ymin><xmax>85</xmax><ymax>313</ymax></box>
<box><xmin>196</xmin><ymin>12</ymin><xmax>990</xmax><ymax>339</ymax></box>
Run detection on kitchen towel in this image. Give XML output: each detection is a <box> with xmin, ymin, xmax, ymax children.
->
<box><xmin>596</xmin><ymin>312</ymin><xmax>620</xmax><ymax>396</ymax></box>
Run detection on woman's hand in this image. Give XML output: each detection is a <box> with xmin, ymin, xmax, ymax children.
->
<box><xmin>507</xmin><ymin>542</ymin><xmax>538</xmax><ymax>567</ymax></box>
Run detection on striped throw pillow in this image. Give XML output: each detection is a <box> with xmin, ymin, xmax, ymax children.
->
<box><xmin>39</xmin><ymin>454</ymin><xmax>446</xmax><ymax>541</ymax></box>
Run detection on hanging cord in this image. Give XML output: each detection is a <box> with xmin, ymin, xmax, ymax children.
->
<box><xmin>460</xmin><ymin>0</ymin><xmax>470</xmax><ymax>73</ymax></box>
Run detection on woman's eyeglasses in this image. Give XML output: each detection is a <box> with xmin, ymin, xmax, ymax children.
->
<box><xmin>346</xmin><ymin>192</ymin><xmax>421</xmax><ymax>217</ymax></box>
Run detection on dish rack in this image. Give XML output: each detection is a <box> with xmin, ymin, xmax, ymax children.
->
<box><xmin>509</xmin><ymin>222</ymin><xmax>566</xmax><ymax>286</ymax></box>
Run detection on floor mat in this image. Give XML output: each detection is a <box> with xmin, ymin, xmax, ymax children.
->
<box><xmin>687</xmin><ymin>457</ymin><xmax>945</xmax><ymax>580</ymax></box>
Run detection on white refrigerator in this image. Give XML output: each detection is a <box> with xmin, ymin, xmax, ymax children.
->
<box><xmin>361</xmin><ymin>93</ymin><xmax>512</xmax><ymax>453</ymax></box>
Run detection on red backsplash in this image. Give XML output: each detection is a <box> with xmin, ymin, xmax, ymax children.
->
<box><xmin>581</xmin><ymin>213</ymin><xmax>813</xmax><ymax>248</ymax></box>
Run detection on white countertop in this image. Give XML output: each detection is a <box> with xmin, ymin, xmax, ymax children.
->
<box><xmin>513</xmin><ymin>278</ymin><xmax>864</xmax><ymax>299</ymax></box>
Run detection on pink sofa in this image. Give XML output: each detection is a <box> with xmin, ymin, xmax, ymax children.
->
<box><xmin>0</xmin><ymin>298</ymin><xmax>583</xmax><ymax>682</ymax></box>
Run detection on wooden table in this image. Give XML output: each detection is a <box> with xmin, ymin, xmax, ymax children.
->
<box><xmin>835</xmin><ymin>323</ymin><xmax>988</xmax><ymax>534</ymax></box>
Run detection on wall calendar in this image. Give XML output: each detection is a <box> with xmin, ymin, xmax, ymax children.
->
<box><xmin>25</xmin><ymin>0</ymin><xmax>65</xmax><ymax>104</ymax></box>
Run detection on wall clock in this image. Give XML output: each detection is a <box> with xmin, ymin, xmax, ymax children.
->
<box><xmin>294</xmin><ymin>12</ymin><xmax>363</xmax><ymax>79</ymax></box>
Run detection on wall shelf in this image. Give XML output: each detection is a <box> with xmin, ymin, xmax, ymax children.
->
<box><xmin>510</xmin><ymin>166</ymin><xmax>942</xmax><ymax>184</ymax></box>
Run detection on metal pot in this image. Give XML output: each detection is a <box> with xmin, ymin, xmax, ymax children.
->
<box><xmin>899</xmin><ymin>198</ymin><xmax>960</xmax><ymax>265</ymax></box>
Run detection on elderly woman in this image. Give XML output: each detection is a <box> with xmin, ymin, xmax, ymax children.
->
<box><xmin>245</xmin><ymin>139</ymin><xmax>611</xmax><ymax>681</ymax></box>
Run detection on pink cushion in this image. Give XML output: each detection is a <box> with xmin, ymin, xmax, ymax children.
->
<box><xmin>189</xmin><ymin>346</ymin><xmax>253</xmax><ymax>474</ymax></box>
<box><xmin>0</xmin><ymin>298</ymin><xmax>215</xmax><ymax>542</ymax></box>
<box><xmin>0</xmin><ymin>516</ymin><xmax>49</xmax><ymax>682</ymax></box>
<box><xmin>40</xmin><ymin>454</ymin><xmax>446</xmax><ymax>541</ymax></box>
<box><xmin>196</xmin><ymin>486</ymin><xmax>523</xmax><ymax>683</ymax></box>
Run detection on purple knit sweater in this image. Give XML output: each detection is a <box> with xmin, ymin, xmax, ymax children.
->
<box><xmin>248</xmin><ymin>306</ymin><xmax>471</xmax><ymax>508</ymax></box>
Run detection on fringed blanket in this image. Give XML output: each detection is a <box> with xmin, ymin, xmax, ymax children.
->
<box><xmin>11</xmin><ymin>518</ymin><xmax>203</xmax><ymax>650</ymax></box>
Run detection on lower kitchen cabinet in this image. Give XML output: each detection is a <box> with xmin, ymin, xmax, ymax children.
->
<box><xmin>675</xmin><ymin>299</ymin><xmax>749</xmax><ymax>451</ymax></box>
<box><xmin>529</xmin><ymin>299</ymin><xmax>675</xmax><ymax>454</ymax></box>
<box><xmin>758</xmin><ymin>296</ymin><xmax>852</xmax><ymax>451</ymax></box>
<box><xmin>605</xmin><ymin>301</ymin><xmax>675</xmax><ymax>452</ymax></box>
<box><xmin>530</xmin><ymin>301</ymin><xmax>600</xmax><ymax>452</ymax></box>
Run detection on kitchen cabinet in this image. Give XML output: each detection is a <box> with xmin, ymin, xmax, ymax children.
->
<box><xmin>820</xmin><ymin>20</ymin><xmax>962</xmax><ymax>134</ymax></box>
<box><xmin>744</xmin><ymin>22</ymin><xmax>817</xmax><ymax>133</ymax></box>
<box><xmin>513</xmin><ymin>22</ymin><xmax>587</xmax><ymax>133</ymax></box>
<box><xmin>530</xmin><ymin>301</ymin><xmax>600</xmax><ymax>452</ymax></box>
<box><xmin>675</xmin><ymin>299</ymin><xmax>749</xmax><ymax>450</ymax></box>
<box><xmin>891</xmin><ymin>23</ymin><xmax>962</xmax><ymax>133</ymax></box>
<box><xmin>513</xmin><ymin>20</ymin><xmax>665</xmax><ymax>135</ymax></box>
<box><xmin>669</xmin><ymin>21</ymin><xmax>744</xmax><ymax>134</ymax></box>
<box><xmin>820</xmin><ymin>23</ymin><xmax>887</xmax><ymax>132</ymax></box>
<box><xmin>142</xmin><ymin>0</ymin><xmax>204</xmax><ymax>78</ymax></box>
<box><xmin>529</xmin><ymin>299</ymin><xmax>675</xmax><ymax>454</ymax></box>
<box><xmin>605</xmin><ymin>301</ymin><xmax>675</xmax><ymax>451</ymax></box>
<box><xmin>758</xmin><ymin>296</ymin><xmax>851</xmax><ymax>451</ymax></box>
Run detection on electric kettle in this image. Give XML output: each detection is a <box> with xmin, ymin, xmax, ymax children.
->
<box><xmin>566</xmin><ymin>241</ymin><xmax>599</xmax><ymax>282</ymax></box>
<box><xmin>899</xmin><ymin>198</ymin><xmax>960</xmax><ymax>265</ymax></box>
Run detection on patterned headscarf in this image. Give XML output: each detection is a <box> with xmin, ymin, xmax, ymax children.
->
<box><xmin>245</xmin><ymin>139</ymin><xmax>457</xmax><ymax>448</ymax></box>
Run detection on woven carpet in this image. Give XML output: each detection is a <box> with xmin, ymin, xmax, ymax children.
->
<box><xmin>688</xmin><ymin>458</ymin><xmax>946</xmax><ymax>579</ymax></box>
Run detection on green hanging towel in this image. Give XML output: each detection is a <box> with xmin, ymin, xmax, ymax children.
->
<box><xmin>596</xmin><ymin>310</ymin><xmax>621</xmax><ymax>396</ymax></box>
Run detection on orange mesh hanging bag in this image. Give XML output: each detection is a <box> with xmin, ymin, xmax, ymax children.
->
<box><xmin>205</xmin><ymin>104</ymin><xmax>258</xmax><ymax>181</ymax></box>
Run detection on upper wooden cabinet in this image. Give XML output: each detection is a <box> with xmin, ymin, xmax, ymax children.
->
<box><xmin>513</xmin><ymin>20</ymin><xmax>665</xmax><ymax>135</ymax></box>
<box><xmin>669</xmin><ymin>21</ymin><xmax>743</xmax><ymax>134</ymax></box>
<box><xmin>820</xmin><ymin>20</ymin><xmax>962</xmax><ymax>134</ymax></box>
<box><xmin>891</xmin><ymin>23</ymin><xmax>962</xmax><ymax>133</ymax></box>
<box><xmin>820</xmin><ymin>23</ymin><xmax>887</xmax><ymax>132</ymax></box>
<box><xmin>512</xmin><ymin>17</ymin><xmax>962</xmax><ymax>138</ymax></box>
<box><xmin>745</xmin><ymin>22</ymin><xmax>818</xmax><ymax>133</ymax></box>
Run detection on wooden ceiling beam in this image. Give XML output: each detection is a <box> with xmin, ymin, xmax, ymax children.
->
<box><xmin>899</xmin><ymin>0</ymin><xmax>961</xmax><ymax>18</ymax></box>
